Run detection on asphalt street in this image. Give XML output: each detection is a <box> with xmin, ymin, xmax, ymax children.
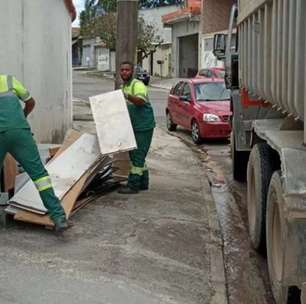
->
<box><xmin>72</xmin><ymin>70</ymin><xmax>275</xmax><ymax>304</ymax></box>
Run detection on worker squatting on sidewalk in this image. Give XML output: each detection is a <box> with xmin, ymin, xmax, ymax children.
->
<box><xmin>118</xmin><ymin>61</ymin><xmax>156</xmax><ymax>194</ymax></box>
<box><xmin>0</xmin><ymin>74</ymin><xmax>68</xmax><ymax>233</ymax></box>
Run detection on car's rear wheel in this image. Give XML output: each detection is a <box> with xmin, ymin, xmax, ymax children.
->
<box><xmin>166</xmin><ymin>111</ymin><xmax>177</xmax><ymax>131</ymax></box>
<box><xmin>191</xmin><ymin>120</ymin><xmax>202</xmax><ymax>144</ymax></box>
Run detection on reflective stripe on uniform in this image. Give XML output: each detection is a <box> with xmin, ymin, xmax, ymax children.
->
<box><xmin>130</xmin><ymin>165</ymin><xmax>144</xmax><ymax>176</ymax></box>
<box><xmin>34</xmin><ymin>176</ymin><xmax>53</xmax><ymax>192</ymax></box>
<box><xmin>0</xmin><ymin>75</ymin><xmax>9</xmax><ymax>93</ymax></box>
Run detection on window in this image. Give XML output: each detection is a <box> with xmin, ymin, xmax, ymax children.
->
<box><xmin>172</xmin><ymin>82</ymin><xmax>184</xmax><ymax>96</ymax></box>
<box><xmin>181</xmin><ymin>83</ymin><xmax>191</xmax><ymax>100</ymax></box>
<box><xmin>195</xmin><ymin>82</ymin><xmax>230</xmax><ymax>101</ymax></box>
<box><xmin>198</xmin><ymin>69</ymin><xmax>213</xmax><ymax>78</ymax></box>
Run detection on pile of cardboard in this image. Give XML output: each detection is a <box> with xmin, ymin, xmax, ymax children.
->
<box><xmin>5</xmin><ymin>130</ymin><xmax>114</xmax><ymax>228</ymax></box>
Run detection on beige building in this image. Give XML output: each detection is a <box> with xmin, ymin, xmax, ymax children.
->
<box><xmin>139</xmin><ymin>5</ymin><xmax>178</xmax><ymax>78</ymax></box>
<box><xmin>162</xmin><ymin>0</ymin><xmax>201</xmax><ymax>77</ymax></box>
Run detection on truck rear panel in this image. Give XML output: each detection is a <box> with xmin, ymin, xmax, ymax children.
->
<box><xmin>238</xmin><ymin>0</ymin><xmax>306</xmax><ymax>121</ymax></box>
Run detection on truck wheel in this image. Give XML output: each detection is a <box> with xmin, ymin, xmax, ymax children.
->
<box><xmin>231</xmin><ymin>133</ymin><xmax>249</xmax><ymax>182</ymax></box>
<box><xmin>166</xmin><ymin>111</ymin><xmax>177</xmax><ymax>131</ymax></box>
<box><xmin>266</xmin><ymin>171</ymin><xmax>288</xmax><ymax>304</ymax></box>
<box><xmin>247</xmin><ymin>143</ymin><xmax>274</xmax><ymax>252</ymax></box>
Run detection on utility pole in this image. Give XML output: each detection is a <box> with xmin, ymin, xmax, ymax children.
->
<box><xmin>115</xmin><ymin>0</ymin><xmax>138</xmax><ymax>89</ymax></box>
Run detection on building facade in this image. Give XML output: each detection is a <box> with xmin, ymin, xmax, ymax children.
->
<box><xmin>0</xmin><ymin>0</ymin><xmax>75</xmax><ymax>143</ymax></box>
<box><xmin>162</xmin><ymin>0</ymin><xmax>201</xmax><ymax>77</ymax></box>
<box><xmin>199</xmin><ymin>0</ymin><xmax>235</xmax><ymax>69</ymax></box>
<box><xmin>139</xmin><ymin>5</ymin><xmax>178</xmax><ymax>77</ymax></box>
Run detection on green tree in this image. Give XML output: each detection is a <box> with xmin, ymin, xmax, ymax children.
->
<box><xmin>137</xmin><ymin>17</ymin><xmax>163</xmax><ymax>63</ymax></box>
<box><xmin>80</xmin><ymin>7</ymin><xmax>163</xmax><ymax>58</ymax></box>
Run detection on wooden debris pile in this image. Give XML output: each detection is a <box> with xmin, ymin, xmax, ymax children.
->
<box><xmin>3</xmin><ymin>90</ymin><xmax>136</xmax><ymax>229</ymax></box>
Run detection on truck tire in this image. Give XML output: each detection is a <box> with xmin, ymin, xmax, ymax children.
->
<box><xmin>247</xmin><ymin>143</ymin><xmax>274</xmax><ymax>252</ymax></box>
<box><xmin>231</xmin><ymin>133</ymin><xmax>249</xmax><ymax>182</ymax></box>
<box><xmin>266</xmin><ymin>171</ymin><xmax>288</xmax><ymax>304</ymax></box>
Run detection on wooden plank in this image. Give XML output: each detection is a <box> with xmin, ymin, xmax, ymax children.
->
<box><xmin>13</xmin><ymin>161</ymin><xmax>101</xmax><ymax>227</ymax></box>
<box><xmin>9</xmin><ymin>133</ymin><xmax>100</xmax><ymax>213</ymax></box>
<box><xmin>112</xmin><ymin>151</ymin><xmax>130</xmax><ymax>178</ymax></box>
<box><xmin>89</xmin><ymin>90</ymin><xmax>137</xmax><ymax>155</ymax></box>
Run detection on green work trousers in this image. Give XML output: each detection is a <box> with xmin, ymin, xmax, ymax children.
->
<box><xmin>0</xmin><ymin>129</ymin><xmax>66</xmax><ymax>222</ymax></box>
<box><xmin>128</xmin><ymin>129</ymin><xmax>154</xmax><ymax>190</ymax></box>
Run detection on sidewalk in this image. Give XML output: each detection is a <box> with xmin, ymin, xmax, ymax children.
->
<box><xmin>0</xmin><ymin>129</ymin><xmax>227</xmax><ymax>304</ymax></box>
<box><xmin>71</xmin><ymin>90</ymin><xmax>227</xmax><ymax>303</ymax></box>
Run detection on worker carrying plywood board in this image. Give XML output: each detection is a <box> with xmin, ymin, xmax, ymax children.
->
<box><xmin>119</xmin><ymin>61</ymin><xmax>156</xmax><ymax>194</ymax></box>
<box><xmin>0</xmin><ymin>74</ymin><xmax>68</xmax><ymax>233</ymax></box>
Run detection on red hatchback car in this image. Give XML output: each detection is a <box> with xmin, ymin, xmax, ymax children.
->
<box><xmin>166</xmin><ymin>78</ymin><xmax>232</xmax><ymax>144</ymax></box>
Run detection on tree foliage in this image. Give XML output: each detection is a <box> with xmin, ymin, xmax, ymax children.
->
<box><xmin>80</xmin><ymin>2</ymin><xmax>163</xmax><ymax>56</ymax></box>
<box><xmin>137</xmin><ymin>17</ymin><xmax>163</xmax><ymax>60</ymax></box>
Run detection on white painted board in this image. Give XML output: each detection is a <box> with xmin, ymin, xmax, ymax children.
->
<box><xmin>9</xmin><ymin>133</ymin><xmax>100</xmax><ymax>214</ymax></box>
<box><xmin>89</xmin><ymin>90</ymin><xmax>137</xmax><ymax>155</ymax></box>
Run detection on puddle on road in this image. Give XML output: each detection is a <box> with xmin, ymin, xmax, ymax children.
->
<box><xmin>201</xmin><ymin>144</ymin><xmax>275</xmax><ymax>304</ymax></box>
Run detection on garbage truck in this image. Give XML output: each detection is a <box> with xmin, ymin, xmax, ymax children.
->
<box><xmin>213</xmin><ymin>1</ymin><xmax>306</xmax><ymax>303</ymax></box>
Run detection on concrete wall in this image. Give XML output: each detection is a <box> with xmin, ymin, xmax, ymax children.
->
<box><xmin>96</xmin><ymin>47</ymin><xmax>110</xmax><ymax>71</ymax></box>
<box><xmin>138</xmin><ymin>5</ymin><xmax>178</xmax><ymax>43</ymax></box>
<box><xmin>201</xmin><ymin>0</ymin><xmax>235</xmax><ymax>34</ymax></box>
<box><xmin>0</xmin><ymin>0</ymin><xmax>72</xmax><ymax>143</ymax></box>
<box><xmin>171</xmin><ymin>19</ymin><xmax>199</xmax><ymax>77</ymax></box>
<box><xmin>82</xmin><ymin>39</ymin><xmax>96</xmax><ymax>67</ymax></box>
<box><xmin>139</xmin><ymin>6</ymin><xmax>177</xmax><ymax>76</ymax></box>
<box><xmin>142</xmin><ymin>44</ymin><xmax>172</xmax><ymax>77</ymax></box>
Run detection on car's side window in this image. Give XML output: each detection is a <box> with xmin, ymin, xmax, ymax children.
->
<box><xmin>172</xmin><ymin>82</ymin><xmax>183</xmax><ymax>96</ymax></box>
<box><xmin>181</xmin><ymin>83</ymin><xmax>191</xmax><ymax>100</ymax></box>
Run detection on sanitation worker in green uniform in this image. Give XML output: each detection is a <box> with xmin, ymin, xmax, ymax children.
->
<box><xmin>0</xmin><ymin>74</ymin><xmax>68</xmax><ymax>232</ymax></box>
<box><xmin>119</xmin><ymin>61</ymin><xmax>155</xmax><ymax>194</ymax></box>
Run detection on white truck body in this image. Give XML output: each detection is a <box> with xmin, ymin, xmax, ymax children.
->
<box><xmin>238</xmin><ymin>0</ymin><xmax>306</xmax><ymax>134</ymax></box>
<box><xmin>217</xmin><ymin>1</ymin><xmax>306</xmax><ymax>303</ymax></box>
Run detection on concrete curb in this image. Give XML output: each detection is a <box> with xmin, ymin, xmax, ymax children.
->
<box><xmin>164</xmin><ymin>129</ymin><xmax>228</xmax><ymax>304</ymax></box>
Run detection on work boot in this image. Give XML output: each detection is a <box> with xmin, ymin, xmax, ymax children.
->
<box><xmin>117</xmin><ymin>185</ymin><xmax>139</xmax><ymax>194</ymax></box>
<box><xmin>53</xmin><ymin>217</ymin><xmax>69</xmax><ymax>234</ymax></box>
<box><xmin>140</xmin><ymin>170</ymin><xmax>149</xmax><ymax>191</ymax></box>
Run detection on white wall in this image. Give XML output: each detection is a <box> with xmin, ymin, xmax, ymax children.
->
<box><xmin>0</xmin><ymin>0</ymin><xmax>72</xmax><ymax>143</ymax></box>
<box><xmin>82</xmin><ymin>39</ymin><xmax>96</xmax><ymax>67</ymax></box>
<box><xmin>142</xmin><ymin>45</ymin><xmax>172</xmax><ymax>77</ymax></box>
<box><xmin>138</xmin><ymin>5</ymin><xmax>178</xmax><ymax>44</ymax></box>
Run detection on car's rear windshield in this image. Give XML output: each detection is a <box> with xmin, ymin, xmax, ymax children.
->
<box><xmin>195</xmin><ymin>82</ymin><xmax>230</xmax><ymax>101</ymax></box>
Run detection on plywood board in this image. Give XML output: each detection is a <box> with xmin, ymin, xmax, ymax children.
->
<box><xmin>90</xmin><ymin>90</ymin><xmax>137</xmax><ymax>155</ymax></box>
<box><xmin>9</xmin><ymin>133</ymin><xmax>100</xmax><ymax>213</ymax></box>
<box><xmin>13</xmin><ymin>161</ymin><xmax>102</xmax><ymax>227</ymax></box>
<box><xmin>112</xmin><ymin>151</ymin><xmax>130</xmax><ymax>178</ymax></box>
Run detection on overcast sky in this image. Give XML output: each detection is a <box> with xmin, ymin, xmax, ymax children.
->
<box><xmin>72</xmin><ymin>0</ymin><xmax>85</xmax><ymax>27</ymax></box>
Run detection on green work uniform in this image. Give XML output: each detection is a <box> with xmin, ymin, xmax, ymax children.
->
<box><xmin>121</xmin><ymin>78</ymin><xmax>155</xmax><ymax>190</ymax></box>
<box><xmin>0</xmin><ymin>75</ymin><xmax>65</xmax><ymax>223</ymax></box>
